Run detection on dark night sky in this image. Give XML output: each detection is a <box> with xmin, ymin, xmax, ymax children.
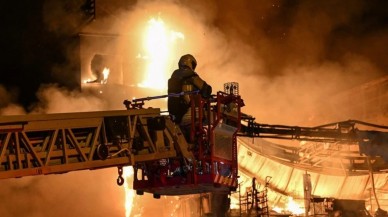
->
<box><xmin>0</xmin><ymin>0</ymin><xmax>84</xmax><ymax>109</ymax></box>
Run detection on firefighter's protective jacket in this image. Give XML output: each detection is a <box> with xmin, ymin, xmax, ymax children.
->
<box><xmin>168</xmin><ymin>67</ymin><xmax>212</xmax><ymax>123</ymax></box>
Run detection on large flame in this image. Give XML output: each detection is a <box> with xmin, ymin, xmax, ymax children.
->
<box><xmin>123</xmin><ymin>17</ymin><xmax>184</xmax><ymax>217</ymax></box>
<box><xmin>137</xmin><ymin>17</ymin><xmax>184</xmax><ymax>90</ymax></box>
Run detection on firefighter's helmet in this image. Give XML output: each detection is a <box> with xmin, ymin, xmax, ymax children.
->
<box><xmin>178</xmin><ymin>54</ymin><xmax>197</xmax><ymax>70</ymax></box>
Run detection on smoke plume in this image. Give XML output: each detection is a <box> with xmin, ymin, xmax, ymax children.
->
<box><xmin>0</xmin><ymin>85</ymin><xmax>26</xmax><ymax>115</ymax></box>
<box><xmin>31</xmin><ymin>84</ymin><xmax>108</xmax><ymax>114</ymax></box>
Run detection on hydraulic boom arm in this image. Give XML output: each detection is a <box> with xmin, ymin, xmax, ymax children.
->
<box><xmin>238</xmin><ymin>115</ymin><xmax>388</xmax><ymax>161</ymax></box>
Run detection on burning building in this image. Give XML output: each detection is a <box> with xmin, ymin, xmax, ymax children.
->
<box><xmin>231</xmin><ymin>75</ymin><xmax>388</xmax><ymax>216</ymax></box>
<box><xmin>79</xmin><ymin>1</ymin><xmax>189</xmax><ymax>110</ymax></box>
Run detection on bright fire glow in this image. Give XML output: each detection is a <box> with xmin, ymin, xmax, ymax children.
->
<box><xmin>123</xmin><ymin>17</ymin><xmax>184</xmax><ymax>217</ymax></box>
<box><xmin>124</xmin><ymin>166</ymin><xmax>135</xmax><ymax>217</ymax></box>
<box><xmin>272</xmin><ymin>206</ymin><xmax>283</xmax><ymax>213</ymax></box>
<box><xmin>83</xmin><ymin>78</ymin><xmax>92</xmax><ymax>84</ymax></box>
<box><xmin>286</xmin><ymin>197</ymin><xmax>305</xmax><ymax>215</ymax></box>
<box><xmin>138</xmin><ymin>17</ymin><xmax>184</xmax><ymax>90</ymax></box>
<box><xmin>102</xmin><ymin>67</ymin><xmax>110</xmax><ymax>84</ymax></box>
<box><xmin>83</xmin><ymin>67</ymin><xmax>110</xmax><ymax>84</ymax></box>
<box><xmin>230</xmin><ymin>197</ymin><xmax>240</xmax><ymax>209</ymax></box>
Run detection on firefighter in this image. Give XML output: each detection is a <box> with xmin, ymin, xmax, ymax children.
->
<box><xmin>167</xmin><ymin>54</ymin><xmax>212</xmax><ymax>127</ymax></box>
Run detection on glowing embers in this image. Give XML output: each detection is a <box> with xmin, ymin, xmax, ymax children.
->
<box><xmin>137</xmin><ymin>17</ymin><xmax>184</xmax><ymax>90</ymax></box>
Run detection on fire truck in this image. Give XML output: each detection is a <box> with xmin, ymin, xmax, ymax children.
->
<box><xmin>1</xmin><ymin>83</ymin><xmax>388</xmax><ymax>203</ymax></box>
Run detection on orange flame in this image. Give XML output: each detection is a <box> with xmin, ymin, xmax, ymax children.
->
<box><xmin>102</xmin><ymin>67</ymin><xmax>110</xmax><ymax>84</ymax></box>
<box><xmin>137</xmin><ymin>17</ymin><xmax>184</xmax><ymax>90</ymax></box>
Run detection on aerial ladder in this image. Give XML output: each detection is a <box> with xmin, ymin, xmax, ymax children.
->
<box><xmin>1</xmin><ymin>82</ymin><xmax>388</xmax><ymax>210</ymax></box>
<box><xmin>0</xmin><ymin>89</ymin><xmax>243</xmax><ymax>198</ymax></box>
